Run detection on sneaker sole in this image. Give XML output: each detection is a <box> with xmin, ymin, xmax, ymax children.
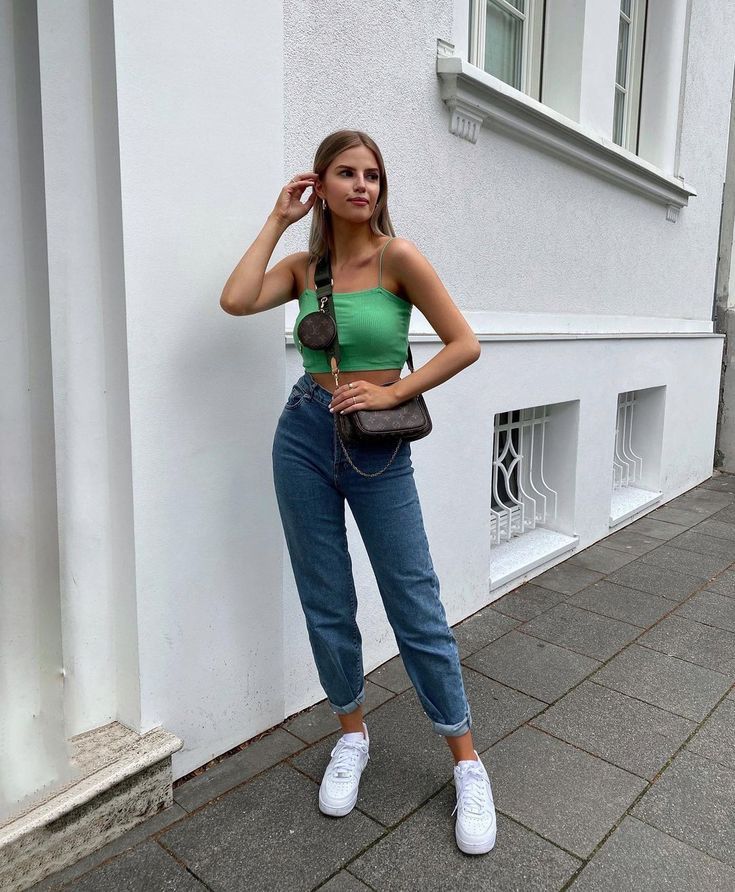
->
<box><xmin>318</xmin><ymin>787</ymin><xmax>358</xmax><ymax>817</ymax></box>
<box><xmin>455</xmin><ymin>823</ymin><xmax>497</xmax><ymax>855</ymax></box>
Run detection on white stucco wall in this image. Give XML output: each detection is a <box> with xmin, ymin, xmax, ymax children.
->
<box><xmin>109</xmin><ymin>0</ymin><xmax>286</xmax><ymax>775</ymax></box>
<box><xmin>1</xmin><ymin>0</ymin><xmax>72</xmax><ymax>821</ymax></box>
<box><xmin>36</xmin><ymin>0</ymin><xmax>141</xmax><ymax>744</ymax></box>
<box><xmin>673</xmin><ymin>0</ymin><xmax>735</xmax><ymax>317</ymax></box>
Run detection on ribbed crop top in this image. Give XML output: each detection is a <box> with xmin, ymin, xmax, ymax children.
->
<box><xmin>293</xmin><ymin>237</ymin><xmax>412</xmax><ymax>373</ymax></box>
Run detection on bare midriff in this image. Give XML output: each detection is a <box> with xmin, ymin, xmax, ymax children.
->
<box><xmin>308</xmin><ymin>368</ymin><xmax>402</xmax><ymax>395</ymax></box>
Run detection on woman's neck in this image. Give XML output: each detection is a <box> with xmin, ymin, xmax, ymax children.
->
<box><xmin>329</xmin><ymin>221</ymin><xmax>380</xmax><ymax>269</ymax></box>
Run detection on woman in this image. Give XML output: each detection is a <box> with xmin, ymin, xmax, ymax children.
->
<box><xmin>220</xmin><ymin>130</ymin><xmax>496</xmax><ymax>855</ymax></box>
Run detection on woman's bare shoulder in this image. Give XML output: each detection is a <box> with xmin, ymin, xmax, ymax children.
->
<box><xmin>284</xmin><ymin>249</ymin><xmax>310</xmax><ymax>268</ymax></box>
<box><xmin>383</xmin><ymin>236</ymin><xmax>421</xmax><ymax>261</ymax></box>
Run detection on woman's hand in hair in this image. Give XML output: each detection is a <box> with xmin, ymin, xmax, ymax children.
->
<box><xmin>328</xmin><ymin>381</ymin><xmax>402</xmax><ymax>415</ymax></box>
<box><xmin>271</xmin><ymin>173</ymin><xmax>318</xmax><ymax>227</ymax></box>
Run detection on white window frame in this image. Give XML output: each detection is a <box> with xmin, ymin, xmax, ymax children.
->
<box><xmin>613</xmin><ymin>0</ymin><xmax>647</xmax><ymax>151</ymax></box>
<box><xmin>468</xmin><ymin>0</ymin><xmax>545</xmax><ymax>100</ymax></box>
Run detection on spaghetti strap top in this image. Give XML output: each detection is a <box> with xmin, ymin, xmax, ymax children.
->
<box><xmin>294</xmin><ymin>237</ymin><xmax>412</xmax><ymax>373</ymax></box>
<box><xmin>378</xmin><ymin>236</ymin><xmax>393</xmax><ymax>288</ymax></box>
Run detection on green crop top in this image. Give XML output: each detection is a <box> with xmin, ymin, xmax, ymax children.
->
<box><xmin>293</xmin><ymin>237</ymin><xmax>412</xmax><ymax>373</ymax></box>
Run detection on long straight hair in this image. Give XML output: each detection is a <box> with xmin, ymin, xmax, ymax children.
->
<box><xmin>307</xmin><ymin>130</ymin><xmax>396</xmax><ymax>265</ymax></box>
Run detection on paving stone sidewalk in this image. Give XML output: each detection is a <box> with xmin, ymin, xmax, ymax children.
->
<box><xmin>33</xmin><ymin>476</ymin><xmax>735</xmax><ymax>891</ymax></box>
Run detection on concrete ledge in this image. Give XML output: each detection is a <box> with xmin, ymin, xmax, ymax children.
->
<box><xmin>489</xmin><ymin>527</ymin><xmax>580</xmax><ymax>590</ymax></box>
<box><xmin>610</xmin><ymin>487</ymin><xmax>662</xmax><ymax>528</ymax></box>
<box><xmin>0</xmin><ymin>722</ymin><xmax>182</xmax><ymax>892</ymax></box>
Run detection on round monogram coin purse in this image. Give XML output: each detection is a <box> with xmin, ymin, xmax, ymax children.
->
<box><xmin>296</xmin><ymin>309</ymin><xmax>336</xmax><ymax>351</ymax></box>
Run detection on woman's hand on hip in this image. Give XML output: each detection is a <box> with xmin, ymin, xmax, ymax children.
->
<box><xmin>328</xmin><ymin>381</ymin><xmax>400</xmax><ymax>415</ymax></box>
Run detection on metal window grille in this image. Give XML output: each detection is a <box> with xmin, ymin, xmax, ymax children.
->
<box><xmin>491</xmin><ymin>405</ymin><xmax>559</xmax><ymax>545</ymax></box>
<box><xmin>612</xmin><ymin>391</ymin><xmax>644</xmax><ymax>489</ymax></box>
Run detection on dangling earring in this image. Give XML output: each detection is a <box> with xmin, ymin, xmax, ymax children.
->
<box><xmin>322</xmin><ymin>199</ymin><xmax>327</xmax><ymax>212</ymax></box>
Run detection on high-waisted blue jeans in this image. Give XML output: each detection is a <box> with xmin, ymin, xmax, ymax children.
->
<box><xmin>271</xmin><ymin>372</ymin><xmax>472</xmax><ymax>737</ymax></box>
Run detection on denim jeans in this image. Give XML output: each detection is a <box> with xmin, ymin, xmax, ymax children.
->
<box><xmin>271</xmin><ymin>372</ymin><xmax>472</xmax><ymax>737</ymax></box>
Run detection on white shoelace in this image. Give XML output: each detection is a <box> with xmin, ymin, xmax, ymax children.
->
<box><xmin>452</xmin><ymin>762</ymin><xmax>491</xmax><ymax>817</ymax></box>
<box><xmin>328</xmin><ymin>738</ymin><xmax>369</xmax><ymax>779</ymax></box>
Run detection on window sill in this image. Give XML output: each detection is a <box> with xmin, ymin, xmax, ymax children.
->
<box><xmin>435</xmin><ymin>45</ymin><xmax>696</xmax><ymax>218</ymax></box>
<box><xmin>489</xmin><ymin>528</ymin><xmax>579</xmax><ymax>591</ymax></box>
<box><xmin>609</xmin><ymin>487</ymin><xmax>662</xmax><ymax>528</ymax></box>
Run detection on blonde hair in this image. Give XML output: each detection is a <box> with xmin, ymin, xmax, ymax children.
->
<box><xmin>307</xmin><ymin>129</ymin><xmax>396</xmax><ymax>263</ymax></box>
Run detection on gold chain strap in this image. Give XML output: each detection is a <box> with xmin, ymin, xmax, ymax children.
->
<box><xmin>335</xmin><ymin>421</ymin><xmax>403</xmax><ymax>478</ymax></box>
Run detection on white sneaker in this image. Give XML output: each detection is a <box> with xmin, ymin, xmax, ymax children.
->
<box><xmin>318</xmin><ymin>722</ymin><xmax>370</xmax><ymax>817</ymax></box>
<box><xmin>452</xmin><ymin>750</ymin><xmax>497</xmax><ymax>854</ymax></box>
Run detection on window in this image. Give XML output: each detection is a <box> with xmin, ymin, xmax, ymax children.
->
<box><xmin>613</xmin><ymin>0</ymin><xmax>647</xmax><ymax>150</ymax></box>
<box><xmin>491</xmin><ymin>404</ymin><xmax>558</xmax><ymax>544</ymax></box>
<box><xmin>468</xmin><ymin>0</ymin><xmax>545</xmax><ymax>100</ymax></box>
<box><xmin>609</xmin><ymin>387</ymin><xmax>664</xmax><ymax>527</ymax></box>
<box><xmin>612</xmin><ymin>392</ymin><xmax>644</xmax><ymax>491</ymax></box>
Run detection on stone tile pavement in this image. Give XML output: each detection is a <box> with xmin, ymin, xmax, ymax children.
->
<box><xmin>32</xmin><ymin>477</ymin><xmax>735</xmax><ymax>891</ymax></box>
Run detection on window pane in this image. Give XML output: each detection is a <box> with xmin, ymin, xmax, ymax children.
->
<box><xmin>620</xmin><ymin>0</ymin><xmax>631</xmax><ymax>17</ymax></box>
<box><xmin>613</xmin><ymin>87</ymin><xmax>625</xmax><ymax>145</ymax></box>
<box><xmin>506</xmin><ymin>0</ymin><xmax>525</xmax><ymax>10</ymax></box>
<box><xmin>616</xmin><ymin>16</ymin><xmax>630</xmax><ymax>88</ymax></box>
<box><xmin>484</xmin><ymin>0</ymin><xmax>524</xmax><ymax>89</ymax></box>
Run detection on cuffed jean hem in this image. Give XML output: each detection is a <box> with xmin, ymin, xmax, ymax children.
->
<box><xmin>431</xmin><ymin>702</ymin><xmax>473</xmax><ymax>737</ymax></box>
<box><xmin>328</xmin><ymin>684</ymin><xmax>367</xmax><ymax>715</ymax></box>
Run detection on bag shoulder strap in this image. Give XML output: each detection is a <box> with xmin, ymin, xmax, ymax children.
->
<box><xmin>378</xmin><ymin>236</ymin><xmax>397</xmax><ymax>288</ymax></box>
<box><xmin>315</xmin><ymin>252</ymin><xmax>341</xmax><ymax>374</ymax></box>
<box><xmin>314</xmin><ymin>252</ymin><xmax>331</xmax><ymax>296</ymax></box>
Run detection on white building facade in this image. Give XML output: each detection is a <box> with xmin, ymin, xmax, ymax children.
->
<box><xmin>2</xmin><ymin>0</ymin><xmax>734</xmax><ymax>868</ymax></box>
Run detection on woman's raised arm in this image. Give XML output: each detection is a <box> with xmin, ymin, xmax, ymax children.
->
<box><xmin>219</xmin><ymin>173</ymin><xmax>316</xmax><ymax>316</ymax></box>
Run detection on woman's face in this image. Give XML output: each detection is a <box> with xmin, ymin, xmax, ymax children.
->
<box><xmin>317</xmin><ymin>145</ymin><xmax>382</xmax><ymax>220</ymax></box>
